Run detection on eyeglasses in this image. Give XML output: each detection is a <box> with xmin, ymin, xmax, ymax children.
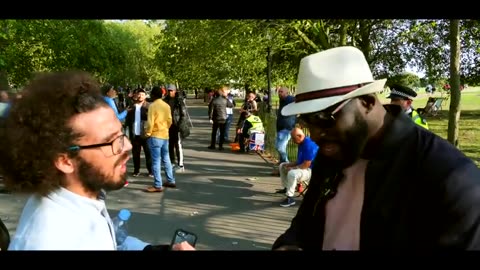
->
<box><xmin>298</xmin><ymin>98</ymin><xmax>353</xmax><ymax>129</ymax></box>
<box><xmin>68</xmin><ymin>134</ymin><xmax>128</xmax><ymax>156</ymax></box>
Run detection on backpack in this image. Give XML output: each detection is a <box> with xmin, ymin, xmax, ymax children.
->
<box><xmin>179</xmin><ymin>119</ymin><xmax>191</xmax><ymax>139</ymax></box>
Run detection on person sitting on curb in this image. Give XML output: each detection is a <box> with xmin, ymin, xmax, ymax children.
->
<box><xmin>275</xmin><ymin>127</ymin><xmax>319</xmax><ymax>207</ymax></box>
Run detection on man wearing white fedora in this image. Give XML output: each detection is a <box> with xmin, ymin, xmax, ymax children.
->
<box><xmin>272</xmin><ymin>46</ymin><xmax>480</xmax><ymax>250</ymax></box>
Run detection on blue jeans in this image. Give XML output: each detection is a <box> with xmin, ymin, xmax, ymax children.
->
<box><xmin>275</xmin><ymin>129</ymin><xmax>291</xmax><ymax>163</ymax></box>
<box><xmin>147</xmin><ymin>137</ymin><xmax>175</xmax><ymax>188</ymax></box>
<box><xmin>224</xmin><ymin>114</ymin><xmax>233</xmax><ymax>141</ymax></box>
<box><xmin>217</xmin><ymin>114</ymin><xmax>233</xmax><ymax>143</ymax></box>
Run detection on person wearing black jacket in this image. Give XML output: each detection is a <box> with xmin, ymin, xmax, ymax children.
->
<box><xmin>164</xmin><ymin>84</ymin><xmax>188</xmax><ymax>172</ymax></box>
<box><xmin>125</xmin><ymin>88</ymin><xmax>152</xmax><ymax>177</ymax></box>
<box><xmin>208</xmin><ymin>86</ymin><xmax>233</xmax><ymax>150</ymax></box>
<box><xmin>274</xmin><ymin>46</ymin><xmax>480</xmax><ymax>251</ymax></box>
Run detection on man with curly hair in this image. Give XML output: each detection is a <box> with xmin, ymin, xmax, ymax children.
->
<box><xmin>0</xmin><ymin>71</ymin><xmax>194</xmax><ymax>251</ymax></box>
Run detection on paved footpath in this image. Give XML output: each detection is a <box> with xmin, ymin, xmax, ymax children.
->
<box><xmin>0</xmin><ymin>97</ymin><xmax>302</xmax><ymax>250</ymax></box>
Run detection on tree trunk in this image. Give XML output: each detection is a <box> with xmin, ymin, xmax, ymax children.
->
<box><xmin>0</xmin><ymin>71</ymin><xmax>9</xmax><ymax>90</ymax></box>
<box><xmin>359</xmin><ymin>21</ymin><xmax>372</xmax><ymax>64</ymax></box>
<box><xmin>447</xmin><ymin>19</ymin><xmax>461</xmax><ymax>147</ymax></box>
<box><xmin>339</xmin><ymin>21</ymin><xmax>348</xmax><ymax>46</ymax></box>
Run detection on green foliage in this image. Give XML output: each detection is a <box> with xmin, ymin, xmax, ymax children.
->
<box><xmin>157</xmin><ymin>20</ymin><xmax>262</xmax><ymax>89</ymax></box>
<box><xmin>102</xmin><ymin>21</ymin><xmax>165</xmax><ymax>87</ymax></box>
<box><xmin>386</xmin><ymin>72</ymin><xmax>422</xmax><ymax>88</ymax></box>
<box><xmin>153</xmin><ymin>19</ymin><xmax>480</xmax><ymax>91</ymax></box>
<box><xmin>1</xmin><ymin>19</ymin><xmax>479</xmax><ymax>93</ymax></box>
<box><xmin>0</xmin><ymin>20</ymin><xmax>165</xmax><ymax>88</ymax></box>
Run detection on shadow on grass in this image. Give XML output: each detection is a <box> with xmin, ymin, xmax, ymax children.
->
<box><xmin>429</xmin><ymin>110</ymin><xmax>480</xmax><ymax>120</ymax></box>
<box><xmin>460</xmin><ymin>145</ymin><xmax>480</xmax><ymax>163</ymax></box>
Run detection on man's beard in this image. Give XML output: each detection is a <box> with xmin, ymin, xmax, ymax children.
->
<box><xmin>317</xmin><ymin>111</ymin><xmax>369</xmax><ymax>171</ymax></box>
<box><xmin>76</xmin><ymin>152</ymin><xmax>129</xmax><ymax>193</ymax></box>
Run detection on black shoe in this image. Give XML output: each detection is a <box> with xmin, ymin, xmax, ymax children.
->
<box><xmin>275</xmin><ymin>188</ymin><xmax>287</xmax><ymax>194</ymax></box>
<box><xmin>218</xmin><ymin>146</ymin><xmax>224</xmax><ymax>151</ymax></box>
<box><xmin>280</xmin><ymin>197</ymin><xmax>296</xmax><ymax>207</ymax></box>
<box><xmin>164</xmin><ymin>182</ymin><xmax>177</xmax><ymax>188</ymax></box>
<box><xmin>207</xmin><ymin>146</ymin><xmax>215</xmax><ymax>150</ymax></box>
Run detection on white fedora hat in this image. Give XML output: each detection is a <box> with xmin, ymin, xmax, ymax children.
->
<box><xmin>282</xmin><ymin>46</ymin><xmax>387</xmax><ymax>116</ymax></box>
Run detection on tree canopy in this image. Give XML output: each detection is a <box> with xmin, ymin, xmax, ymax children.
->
<box><xmin>1</xmin><ymin>19</ymin><xmax>479</xmax><ymax>91</ymax></box>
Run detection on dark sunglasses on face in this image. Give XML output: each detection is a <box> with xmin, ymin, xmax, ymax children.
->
<box><xmin>299</xmin><ymin>98</ymin><xmax>352</xmax><ymax>129</ymax></box>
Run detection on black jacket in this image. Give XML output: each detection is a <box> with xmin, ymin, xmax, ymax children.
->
<box><xmin>208</xmin><ymin>95</ymin><xmax>233</xmax><ymax>124</ymax></box>
<box><xmin>272</xmin><ymin>105</ymin><xmax>480</xmax><ymax>250</ymax></box>
<box><xmin>125</xmin><ymin>101</ymin><xmax>149</xmax><ymax>139</ymax></box>
<box><xmin>164</xmin><ymin>95</ymin><xmax>187</xmax><ymax>127</ymax></box>
<box><xmin>277</xmin><ymin>95</ymin><xmax>296</xmax><ymax>131</ymax></box>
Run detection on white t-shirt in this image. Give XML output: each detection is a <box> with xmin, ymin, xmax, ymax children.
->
<box><xmin>226</xmin><ymin>97</ymin><xmax>234</xmax><ymax>115</ymax></box>
<box><xmin>9</xmin><ymin>187</ymin><xmax>149</xmax><ymax>250</ymax></box>
<box><xmin>134</xmin><ymin>104</ymin><xmax>142</xmax><ymax>136</ymax></box>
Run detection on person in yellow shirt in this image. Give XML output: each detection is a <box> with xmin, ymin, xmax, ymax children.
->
<box><xmin>144</xmin><ymin>86</ymin><xmax>176</xmax><ymax>192</ymax></box>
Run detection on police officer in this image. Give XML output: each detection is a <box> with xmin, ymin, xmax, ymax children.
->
<box><xmin>387</xmin><ymin>84</ymin><xmax>429</xmax><ymax>130</ymax></box>
<box><xmin>237</xmin><ymin>110</ymin><xmax>264</xmax><ymax>153</ymax></box>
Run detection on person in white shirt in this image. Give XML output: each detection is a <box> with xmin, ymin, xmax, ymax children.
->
<box><xmin>222</xmin><ymin>92</ymin><xmax>236</xmax><ymax>143</ymax></box>
<box><xmin>0</xmin><ymin>71</ymin><xmax>194</xmax><ymax>251</ymax></box>
<box><xmin>125</xmin><ymin>88</ymin><xmax>152</xmax><ymax>177</ymax></box>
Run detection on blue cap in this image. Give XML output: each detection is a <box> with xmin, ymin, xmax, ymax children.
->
<box><xmin>118</xmin><ymin>209</ymin><xmax>131</xmax><ymax>221</ymax></box>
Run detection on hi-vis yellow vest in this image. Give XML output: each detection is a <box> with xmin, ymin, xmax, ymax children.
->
<box><xmin>246</xmin><ymin>115</ymin><xmax>264</xmax><ymax>134</ymax></box>
<box><xmin>411</xmin><ymin>110</ymin><xmax>429</xmax><ymax>130</ymax></box>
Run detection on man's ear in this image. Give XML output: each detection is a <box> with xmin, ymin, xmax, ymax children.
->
<box><xmin>54</xmin><ymin>153</ymin><xmax>75</xmax><ymax>174</ymax></box>
<box><xmin>358</xmin><ymin>94</ymin><xmax>376</xmax><ymax>114</ymax></box>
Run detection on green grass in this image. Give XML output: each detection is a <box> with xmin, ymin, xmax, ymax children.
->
<box><xmin>379</xmin><ymin>86</ymin><xmax>480</xmax><ymax>111</ymax></box>
<box><xmin>427</xmin><ymin>111</ymin><xmax>479</xmax><ymax>166</ymax></box>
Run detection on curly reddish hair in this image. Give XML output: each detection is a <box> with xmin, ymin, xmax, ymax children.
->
<box><xmin>0</xmin><ymin>71</ymin><xmax>108</xmax><ymax>196</ymax></box>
